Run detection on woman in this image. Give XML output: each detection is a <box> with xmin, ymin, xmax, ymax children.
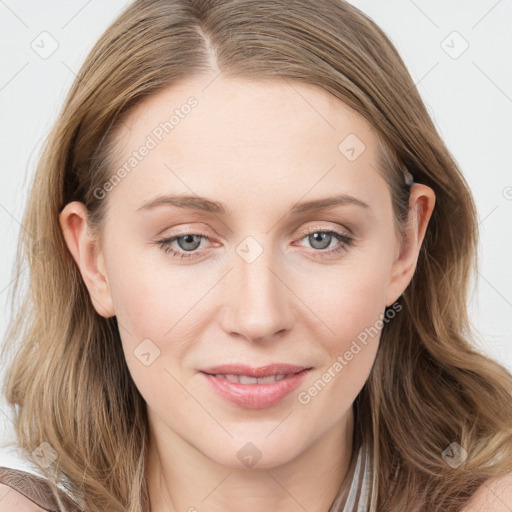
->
<box><xmin>1</xmin><ymin>0</ymin><xmax>511</xmax><ymax>511</ymax></box>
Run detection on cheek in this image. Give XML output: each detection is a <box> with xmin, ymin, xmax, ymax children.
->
<box><xmin>294</xmin><ymin>301</ymin><xmax>385</xmax><ymax>423</ymax></box>
<box><xmin>104</xmin><ymin>250</ymin><xmax>212</xmax><ymax>392</ymax></box>
<box><xmin>307</xmin><ymin>252</ymin><xmax>392</xmax><ymax>340</ymax></box>
<box><xmin>106</xmin><ymin>267</ymin><xmax>192</xmax><ymax>414</ymax></box>
<box><xmin>105</xmin><ymin>240</ymin><xmax>192</xmax><ymax>339</ymax></box>
<box><xmin>299</xmin><ymin>250</ymin><xmax>393</xmax><ymax>398</ymax></box>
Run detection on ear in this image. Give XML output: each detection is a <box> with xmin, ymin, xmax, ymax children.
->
<box><xmin>385</xmin><ymin>183</ymin><xmax>436</xmax><ymax>307</ymax></box>
<box><xmin>59</xmin><ymin>201</ymin><xmax>115</xmax><ymax>318</ymax></box>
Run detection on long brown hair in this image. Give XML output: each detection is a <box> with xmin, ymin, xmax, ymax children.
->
<box><xmin>2</xmin><ymin>1</ymin><xmax>511</xmax><ymax>510</ymax></box>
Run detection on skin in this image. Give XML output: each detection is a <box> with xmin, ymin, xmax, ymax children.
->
<box><xmin>0</xmin><ymin>484</ymin><xmax>48</xmax><ymax>511</ymax></box>
<box><xmin>59</xmin><ymin>72</ymin><xmax>436</xmax><ymax>512</ymax></box>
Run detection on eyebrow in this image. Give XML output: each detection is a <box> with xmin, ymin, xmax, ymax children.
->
<box><xmin>136</xmin><ymin>193</ymin><xmax>370</xmax><ymax>216</ymax></box>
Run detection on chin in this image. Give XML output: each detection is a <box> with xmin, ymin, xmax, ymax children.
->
<box><xmin>204</xmin><ymin>433</ymin><xmax>306</xmax><ymax>470</ymax></box>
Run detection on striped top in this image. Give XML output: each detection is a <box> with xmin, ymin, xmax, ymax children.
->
<box><xmin>329</xmin><ymin>441</ymin><xmax>372</xmax><ymax>512</ymax></box>
<box><xmin>342</xmin><ymin>442</ymin><xmax>371</xmax><ymax>511</ymax></box>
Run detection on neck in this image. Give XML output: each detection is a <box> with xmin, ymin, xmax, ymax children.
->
<box><xmin>146</xmin><ymin>407</ymin><xmax>355</xmax><ymax>512</ymax></box>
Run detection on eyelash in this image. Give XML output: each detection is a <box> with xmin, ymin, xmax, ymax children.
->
<box><xmin>155</xmin><ymin>228</ymin><xmax>354</xmax><ymax>260</ymax></box>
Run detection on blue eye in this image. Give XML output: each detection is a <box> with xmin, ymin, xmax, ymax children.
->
<box><xmin>301</xmin><ymin>231</ymin><xmax>351</xmax><ymax>251</ymax></box>
<box><xmin>155</xmin><ymin>229</ymin><xmax>354</xmax><ymax>260</ymax></box>
<box><xmin>156</xmin><ymin>233</ymin><xmax>209</xmax><ymax>260</ymax></box>
<box><xmin>295</xmin><ymin>229</ymin><xmax>354</xmax><ymax>258</ymax></box>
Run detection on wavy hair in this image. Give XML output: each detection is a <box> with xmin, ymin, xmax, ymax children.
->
<box><xmin>2</xmin><ymin>1</ymin><xmax>512</xmax><ymax>510</ymax></box>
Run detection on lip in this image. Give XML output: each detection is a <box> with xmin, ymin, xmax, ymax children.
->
<box><xmin>200</xmin><ymin>365</ymin><xmax>312</xmax><ymax>409</ymax></box>
<box><xmin>200</xmin><ymin>363</ymin><xmax>310</xmax><ymax>378</ymax></box>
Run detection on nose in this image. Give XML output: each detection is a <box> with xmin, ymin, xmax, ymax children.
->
<box><xmin>219</xmin><ymin>239</ymin><xmax>295</xmax><ymax>343</ymax></box>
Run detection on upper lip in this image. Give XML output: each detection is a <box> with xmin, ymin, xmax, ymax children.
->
<box><xmin>200</xmin><ymin>364</ymin><xmax>312</xmax><ymax>378</ymax></box>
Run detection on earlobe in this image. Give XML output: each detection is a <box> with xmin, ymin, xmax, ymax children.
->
<box><xmin>58</xmin><ymin>202</ymin><xmax>115</xmax><ymax>318</ymax></box>
<box><xmin>385</xmin><ymin>183</ymin><xmax>436</xmax><ymax>306</ymax></box>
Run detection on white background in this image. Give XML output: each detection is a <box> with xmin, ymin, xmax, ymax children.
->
<box><xmin>1</xmin><ymin>0</ymin><xmax>511</xmax><ymax>471</ymax></box>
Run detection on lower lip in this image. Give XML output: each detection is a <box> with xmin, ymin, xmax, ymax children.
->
<box><xmin>200</xmin><ymin>369</ymin><xmax>311</xmax><ymax>409</ymax></box>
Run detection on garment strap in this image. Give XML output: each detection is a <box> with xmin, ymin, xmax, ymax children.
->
<box><xmin>0</xmin><ymin>466</ymin><xmax>82</xmax><ymax>511</ymax></box>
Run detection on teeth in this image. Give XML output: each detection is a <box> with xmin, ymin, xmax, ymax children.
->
<box><xmin>214</xmin><ymin>373</ymin><xmax>289</xmax><ymax>384</ymax></box>
<box><xmin>224</xmin><ymin>374</ymin><xmax>241</xmax><ymax>383</ymax></box>
<box><xmin>239</xmin><ymin>375</ymin><xmax>259</xmax><ymax>384</ymax></box>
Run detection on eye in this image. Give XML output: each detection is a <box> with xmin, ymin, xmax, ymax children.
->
<box><xmin>154</xmin><ymin>227</ymin><xmax>355</xmax><ymax>261</ymax></box>
<box><xmin>155</xmin><ymin>233</ymin><xmax>211</xmax><ymax>260</ymax></box>
<box><xmin>294</xmin><ymin>228</ymin><xmax>354</xmax><ymax>257</ymax></box>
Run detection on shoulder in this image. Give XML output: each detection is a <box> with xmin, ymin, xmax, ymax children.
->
<box><xmin>462</xmin><ymin>473</ymin><xmax>512</xmax><ymax>512</ymax></box>
<box><xmin>0</xmin><ymin>483</ymin><xmax>48</xmax><ymax>511</ymax></box>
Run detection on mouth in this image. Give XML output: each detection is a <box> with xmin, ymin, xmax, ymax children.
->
<box><xmin>203</xmin><ymin>373</ymin><xmax>297</xmax><ymax>384</ymax></box>
<box><xmin>199</xmin><ymin>364</ymin><xmax>312</xmax><ymax>409</ymax></box>
<box><xmin>200</xmin><ymin>363</ymin><xmax>311</xmax><ymax>378</ymax></box>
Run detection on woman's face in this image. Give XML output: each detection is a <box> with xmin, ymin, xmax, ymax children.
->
<box><xmin>61</xmin><ymin>73</ymin><xmax>433</xmax><ymax>469</ymax></box>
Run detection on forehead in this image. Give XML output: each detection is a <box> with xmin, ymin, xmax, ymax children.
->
<box><xmin>105</xmin><ymin>74</ymin><xmax>388</xmax><ymax>217</ymax></box>
<box><xmin>114</xmin><ymin>74</ymin><xmax>374</xmax><ymax>151</ymax></box>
